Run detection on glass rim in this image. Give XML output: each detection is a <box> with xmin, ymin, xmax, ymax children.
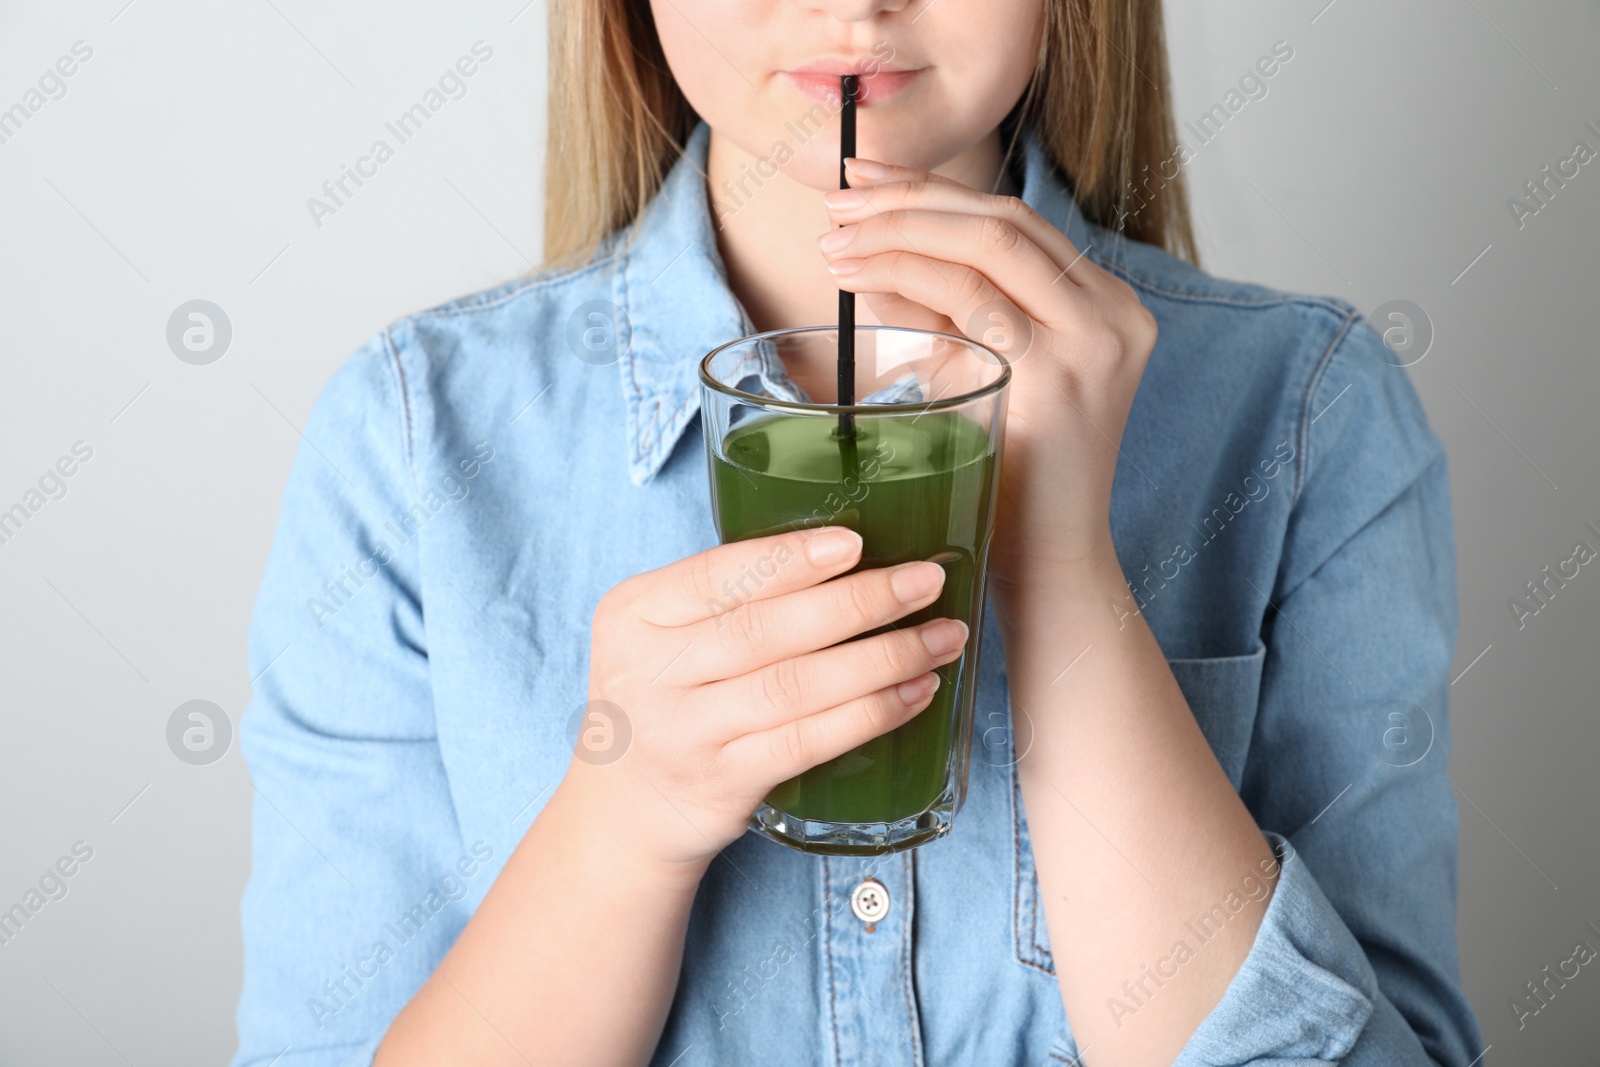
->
<box><xmin>699</xmin><ymin>323</ymin><xmax>1012</xmax><ymax>415</ymax></box>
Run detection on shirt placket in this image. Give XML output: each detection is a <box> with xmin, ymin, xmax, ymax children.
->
<box><xmin>821</xmin><ymin>851</ymin><xmax>924</xmax><ymax>1067</ymax></box>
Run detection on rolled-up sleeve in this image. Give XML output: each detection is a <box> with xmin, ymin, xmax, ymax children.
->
<box><xmin>230</xmin><ymin>332</ymin><xmax>471</xmax><ymax>1067</ymax></box>
<box><xmin>1175</xmin><ymin>312</ymin><xmax>1485</xmax><ymax>1065</ymax></box>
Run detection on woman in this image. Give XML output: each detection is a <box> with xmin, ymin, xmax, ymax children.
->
<box><xmin>231</xmin><ymin>0</ymin><xmax>1484</xmax><ymax>1064</ymax></box>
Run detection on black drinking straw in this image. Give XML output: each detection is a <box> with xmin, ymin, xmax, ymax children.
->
<box><xmin>835</xmin><ymin>74</ymin><xmax>858</xmax><ymax>444</ymax></box>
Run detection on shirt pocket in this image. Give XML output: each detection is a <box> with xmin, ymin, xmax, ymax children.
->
<box><xmin>1012</xmin><ymin>644</ymin><xmax>1269</xmax><ymax>977</ymax></box>
<box><xmin>1164</xmin><ymin>642</ymin><xmax>1267</xmax><ymax>791</ymax></box>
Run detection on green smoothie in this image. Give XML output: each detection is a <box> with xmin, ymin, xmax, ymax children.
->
<box><xmin>709</xmin><ymin>409</ymin><xmax>999</xmax><ymax>824</ymax></box>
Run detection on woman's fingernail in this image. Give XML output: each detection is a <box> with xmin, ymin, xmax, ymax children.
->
<box><xmin>920</xmin><ymin>618</ymin><xmax>968</xmax><ymax>658</ymax></box>
<box><xmin>826</xmin><ymin>257</ymin><xmax>864</xmax><ymax>275</ymax></box>
<box><xmin>825</xmin><ymin>188</ymin><xmax>868</xmax><ymax>209</ymax></box>
<box><xmin>889</xmin><ymin>560</ymin><xmax>945</xmax><ymax>603</ymax></box>
<box><xmin>845</xmin><ymin>157</ymin><xmax>890</xmax><ymax>179</ymax></box>
<box><xmin>805</xmin><ymin>527</ymin><xmax>862</xmax><ymax>566</ymax></box>
<box><xmin>818</xmin><ymin>226</ymin><xmax>856</xmax><ymax>252</ymax></box>
<box><xmin>897</xmin><ymin>672</ymin><xmax>940</xmax><ymax>705</ymax></box>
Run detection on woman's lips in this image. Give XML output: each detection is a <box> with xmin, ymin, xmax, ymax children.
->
<box><xmin>782</xmin><ymin>68</ymin><xmax>923</xmax><ymax>107</ymax></box>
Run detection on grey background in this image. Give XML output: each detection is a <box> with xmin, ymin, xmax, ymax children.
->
<box><xmin>0</xmin><ymin>0</ymin><xmax>1594</xmax><ymax>1063</ymax></box>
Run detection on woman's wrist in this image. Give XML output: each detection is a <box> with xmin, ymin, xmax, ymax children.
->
<box><xmin>547</xmin><ymin>763</ymin><xmax>716</xmax><ymax>894</ymax></box>
<box><xmin>991</xmin><ymin>534</ymin><xmax>1129</xmax><ymax>639</ymax></box>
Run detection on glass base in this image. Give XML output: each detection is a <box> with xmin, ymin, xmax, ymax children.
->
<box><xmin>749</xmin><ymin>794</ymin><xmax>956</xmax><ymax>856</ymax></box>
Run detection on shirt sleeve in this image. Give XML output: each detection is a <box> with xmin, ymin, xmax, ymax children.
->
<box><xmin>230</xmin><ymin>331</ymin><xmax>473</xmax><ymax>1067</ymax></box>
<box><xmin>1173</xmin><ymin>311</ymin><xmax>1486</xmax><ymax>1065</ymax></box>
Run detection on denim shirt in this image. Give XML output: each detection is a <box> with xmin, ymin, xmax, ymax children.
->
<box><xmin>231</xmin><ymin>117</ymin><xmax>1483</xmax><ymax>1066</ymax></box>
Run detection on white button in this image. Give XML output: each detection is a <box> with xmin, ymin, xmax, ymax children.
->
<box><xmin>849</xmin><ymin>878</ymin><xmax>890</xmax><ymax>924</ymax></box>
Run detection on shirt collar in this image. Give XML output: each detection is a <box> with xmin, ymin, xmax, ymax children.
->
<box><xmin>613</xmin><ymin>117</ymin><xmax>1094</xmax><ymax>487</ymax></box>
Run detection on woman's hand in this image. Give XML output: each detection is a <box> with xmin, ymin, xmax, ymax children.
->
<box><xmin>387</xmin><ymin>523</ymin><xmax>967</xmax><ymax>1067</ymax></box>
<box><xmin>562</xmin><ymin>525</ymin><xmax>969</xmax><ymax>876</ymax></box>
<box><xmin>816</xmin><ymin>166</ymin><xmax>1297</xmax><ymax>1067</ymax></box>
<box><xmin>819</xmin><ymin>157</ymin><xmax>1159</xmax><ymax>594</ymax></box>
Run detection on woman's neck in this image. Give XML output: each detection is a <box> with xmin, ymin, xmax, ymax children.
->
<box><xmin>706</xmin><ymin>125</ymin><xmax>1018</xmax><ymax>336</ymax></box>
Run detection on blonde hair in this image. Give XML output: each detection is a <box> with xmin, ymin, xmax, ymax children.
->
<box><xmin>541</xmin><ymin>0</ymin><xmax>1197</xmax><ymax>274</ymax></box>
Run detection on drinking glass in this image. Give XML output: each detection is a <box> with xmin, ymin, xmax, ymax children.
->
<box><xmin>699</xmin><ymin>324</ymin><xmax>1011</xmax><ymax>855</ymax></box>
